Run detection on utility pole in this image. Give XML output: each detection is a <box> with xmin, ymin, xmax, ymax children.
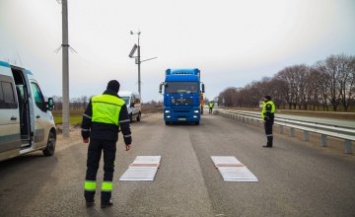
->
<box><xmin>61</xmin><ymin>0</ymin><xmax>70</xmax><ymax>137</ymax></box>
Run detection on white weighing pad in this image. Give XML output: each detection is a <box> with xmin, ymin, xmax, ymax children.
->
<box><xmin>119</xmin><ymin>156</ymin><xmax>161</xmax><ymax>181</ymax></box>
<box><xmin>211</xmin><ymin>156</ymin><xmax>258</xmax><ymax>182</ymax></box>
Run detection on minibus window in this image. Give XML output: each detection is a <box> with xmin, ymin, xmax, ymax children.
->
<box><xmin>31</xmin><ymin>82</ymin><xmax>46</xmax><ymax>111</ymax></box>
<box><xmin>0</xmin><ymin>81</ymin><xmax>17</xmax><ymax>109</ymax></box>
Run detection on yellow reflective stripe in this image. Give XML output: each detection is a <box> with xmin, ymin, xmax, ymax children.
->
<box><xmin>84</xmin><ymin>181</ymin><xmax>97</xmax><ymax>191</ymax></box>
<box><xmin>101</xmin><ymin>181</ymin><xmax>113</xmax><ymax>192</ymax></box>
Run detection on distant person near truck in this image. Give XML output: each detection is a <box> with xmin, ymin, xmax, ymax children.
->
<box><xmin>209</xmin><ymin>101</ymin><xmax>214</xmax><ymax>114</ymax></box>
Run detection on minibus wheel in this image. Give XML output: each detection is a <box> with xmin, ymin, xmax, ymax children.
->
<box><xmin>43</xmin><ymin>131</ymin><xmax>56</xmax><ymax>156</ymax></box>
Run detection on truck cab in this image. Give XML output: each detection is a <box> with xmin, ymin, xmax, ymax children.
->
<box><xmin>119</xmin><ymin>91</ymin><xmax>141</xmax><ymax>123</ymax></box>
<box><xmin>159</xmin><ymin>68</ymin><xmax>205</xmax><ymax>125</ymax></box>
<box><xmin>0</xmin><ymin>60</ymin><xmax>56</xmax><ymax>161</ymax></box>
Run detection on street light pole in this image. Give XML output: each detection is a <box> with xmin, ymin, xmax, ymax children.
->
<box><xmin>137</xmin><ymin>32</ymin><xmax>141</xmax><ymax>96</ymax></box>
<box><xmin>131</xmin><ymin>31</ymin><xmax>141</xmax><ymax>96</ymax></box>
<box><xmin>129</xmin><ymin>30</ymin><xmax>157</xmax><ymax>99</ymax></box>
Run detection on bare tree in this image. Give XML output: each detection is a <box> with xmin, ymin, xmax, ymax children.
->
<box><xmin>324</xmin><ymin>55</ymin><xmax>342</xmax><ymax>111</ymax></box>
<box><xmin>275</xmin><ymin>67</ymin><xmax>298</xmax><ymax>109</ymax></box>
<box><xmin>218</xmin><ymin>87</ymin><xmax>237</xmax><ymax>107</ymax></box>
<box><xmin>81</xmin><ymin>96</ymin><xmax>88</xmax><ymax>109</ymax></box>
<box><xmin>269</xmin><ymin>78</ymin><xmax>288</xmax><ymax>109</ymax></box>
<box><xmin>52</xmin><ymin>95</ymin><xmax>63</xmax><ymax>110</ymax></box>
<box><xmin>336</xmin><ymin>54</ymin><xmax>355</xmax><ymax>111</ymax></box>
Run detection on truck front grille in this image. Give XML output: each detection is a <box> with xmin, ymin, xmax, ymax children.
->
<box><xmin>171</xmin><ymin>98</ymin><xmax>193</xmax><ymax>105</ymax></box>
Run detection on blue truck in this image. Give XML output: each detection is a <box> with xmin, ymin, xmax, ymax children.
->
<box><xmin>159</xmin><ymin>68</ymin><xmax>205</xmax><ymax>125</ymax></box>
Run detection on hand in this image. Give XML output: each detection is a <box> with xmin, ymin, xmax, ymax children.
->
<box><xmin>125</xmin><ymin>144</ymin><xmax>131</xmax><ymax>151</ymax></box>
<box><xmin>83</xmin><ymin>138</ymin><xmax>89</xmax><ymax>143</ymax></box>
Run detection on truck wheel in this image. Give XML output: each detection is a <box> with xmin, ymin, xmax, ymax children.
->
<box><xmin>43</xmin><ymin>131</ymin><xmax>56</xmax><ymax>156</ymax></box>
<box><xmin>136</xmin><ymin>112</ymin><xmax>141</xmax><ymax>122</ymax></box>
<box><xmin>195</xmin><ymin>122</ymin><xmax>200</xmax><ymax>125</ymax></box>
<box><xmin>165</xmin><ymin>121</ymin><xmax>171</xmax><ymax>125</ymax></box>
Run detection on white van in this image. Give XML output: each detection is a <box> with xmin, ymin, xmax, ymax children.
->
<box><xmin>119</xmin><ymin>91</ymin><xmax>141</xmax><ymax>122</ymax></box>
<box><xmin>0</xmin><ymin>60</ymin><xmax>56</xmax><ymax>161</ymax></box>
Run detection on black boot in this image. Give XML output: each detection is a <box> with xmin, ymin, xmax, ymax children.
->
<box><xmin>101</xmin><ymin>200</ymin><xmax>113</xmax><ymax>208</ymax></box>
<box><xmin>267</xmin><ymin>137</ymin><xmax>273</xmax><ymax>147</ymax></box>
<box><xmin>101</xmin><ymin>192</ymin><xmax>113</xmax><ymax>208</ymax></box>
<box><xmin>263</xmin><ymin>137</ymin><xmax>273</xmax><ymax>148</ymax></box>
<box><xmin>84</xmin><ymin>191</ymin><xmax>95</xmax><ymax>207</ymax></box>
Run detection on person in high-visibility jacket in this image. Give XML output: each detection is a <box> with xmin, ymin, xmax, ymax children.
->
<box><xmin>261</xmin><ymin>95</ymin><xmax>275</xmax><ymax>147</ymax></box>
<box><xmin>209</xmin><ymin>101</ymin><xmax>214</xmax><ymax>114</ymax></box>
<box><xmin>81</xmin><ymin>80</ymin><xmax>132</xmax><ymax>208</ymax></box>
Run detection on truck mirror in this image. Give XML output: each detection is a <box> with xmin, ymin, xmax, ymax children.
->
<box><xmin>47</xmin><ymin>97</ymin><xmax>54</xmax><ymax>111</ymax></box>
<box><xmin>159</xmin><ymin>82</ymin><xmax>164</xmax><ymax>94</ymax></box>
<box><xmin>201</xmin><ymin>83</ymin><xmax>205</xmax><ymax>93</ymax></box>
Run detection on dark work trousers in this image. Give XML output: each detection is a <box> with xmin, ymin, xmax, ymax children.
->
<box><xmin>209</xmin><ymin>108</ymin><xmax>213</xmax><ymax>114</ymax></box>
<box><xmin>84</xmin><ymin>139</ymin><xmax>116</xmax><ymax>203</ymax></box>
<box><xmin>264</xmin><ymin>119</ymin><xmax>274</xmax><ymax>146</ymax></box>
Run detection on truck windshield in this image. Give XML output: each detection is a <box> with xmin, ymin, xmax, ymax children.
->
<box><xmin>165</xmin><ymin>82</ymin><xmax>198</xmax><ymax>94</ymax></box>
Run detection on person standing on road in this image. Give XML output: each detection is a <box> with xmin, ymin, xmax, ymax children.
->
<box><xmin>261</xmin><ymin>95</ymin><xmax>275</xmax><ymax>148</ymax></box>
<box><xmin>209</xmin><ymin>101</ymin><xmax>214</xmax><ymax>114</ymax></box>
<box><xmin>200</xmin><ymin>92</ymin><xmax>205</xmax><ymax>115</ymax></box>
<box><xmin>81</xmin><ymin>80</ymin><xmax>132</xmax><ymax>208</ymax></box>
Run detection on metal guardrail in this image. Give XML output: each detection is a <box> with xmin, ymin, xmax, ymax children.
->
<box><xmin>215</xmin><ymin>109</ymin><xmax>355</xmax><ymax>154</ymax></box>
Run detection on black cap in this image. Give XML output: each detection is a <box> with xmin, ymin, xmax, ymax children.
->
<box><xmin>264</xmin><ymin>95</ymin><xmax>272</xmax><ymax>100</ymax></box>
<box><xmin>107</xmin><ymin>80</ymin><xmax>120</xmax><ymax>93</ymax></box>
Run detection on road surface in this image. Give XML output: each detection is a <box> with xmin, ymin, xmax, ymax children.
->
<box><xmin>1</xmin><ymin>113</ymin><xmax>355</xmax><ymax>216</ymax></box>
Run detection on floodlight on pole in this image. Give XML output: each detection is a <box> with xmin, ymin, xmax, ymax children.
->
<box><xmin>128</xmin><ymin>44</ymin><xmax>138</xmax><ymax>58</ymax></box>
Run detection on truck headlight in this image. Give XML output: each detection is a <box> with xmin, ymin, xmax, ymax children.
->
<box><xmin>165</xmin><ymin>110</ymin><xmax>170</xmax><ymax>113</ymax></box>
<box><xmin>194</xmin><ymin>110</ymin><xmax>199</xmax><ymax>113</ymax></box>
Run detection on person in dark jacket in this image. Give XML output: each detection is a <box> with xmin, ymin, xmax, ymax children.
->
<box><xmin>209</xmin><ymin>101</ymin><xmax>214</xmax><ymax>114</ymax></box>
<box><xmin>81</xmin><ymin>80</ymin><xmax>132</xmax><ymax>208</ymax></box>
<box><xmin>261</xmin><ymin>95</ymin><xmax>275</xmax><ymax>147</ymax></box>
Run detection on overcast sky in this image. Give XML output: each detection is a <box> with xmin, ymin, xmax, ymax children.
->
<box><xmin>1</xmin><ymin>0</ymin><xmax>355</xmax><ymax>102</ymax></box>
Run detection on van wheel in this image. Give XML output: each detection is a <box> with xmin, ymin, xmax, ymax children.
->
<box><xmin>43</xmin><ymin>131</ymin><xmax>56</xmax><ymax>156</ymax></box>
<box><xmin>136</xmin><ymin>112</ymin><xmax>141</xmax><ymax>122</ymax></box>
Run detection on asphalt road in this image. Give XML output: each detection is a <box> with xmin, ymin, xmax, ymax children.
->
<box><xmin>1</xmin><ymin>113</ymin><xmax>355</xmax><ymax>217</ymax></box>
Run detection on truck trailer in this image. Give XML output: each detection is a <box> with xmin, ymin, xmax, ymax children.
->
<box><xmin>159</xmin><ymin>68</ymin><xmax>205</xmax><ymax>125</ymax></box>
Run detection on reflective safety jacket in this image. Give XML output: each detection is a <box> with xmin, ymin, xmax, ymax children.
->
<box><xmin>209</xmin><ymin>102</ymin><xmax>214</xmax><ymax>108</ymax></box>
<box><xmin>81</xmin><ymin>89</ymin><xmax>132</xmax><ymax>144</ymax></box>
<box><xmin>261</xmin><ymin>100</ymin><xmax>275</xmax><ymax>121</ymax></box>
